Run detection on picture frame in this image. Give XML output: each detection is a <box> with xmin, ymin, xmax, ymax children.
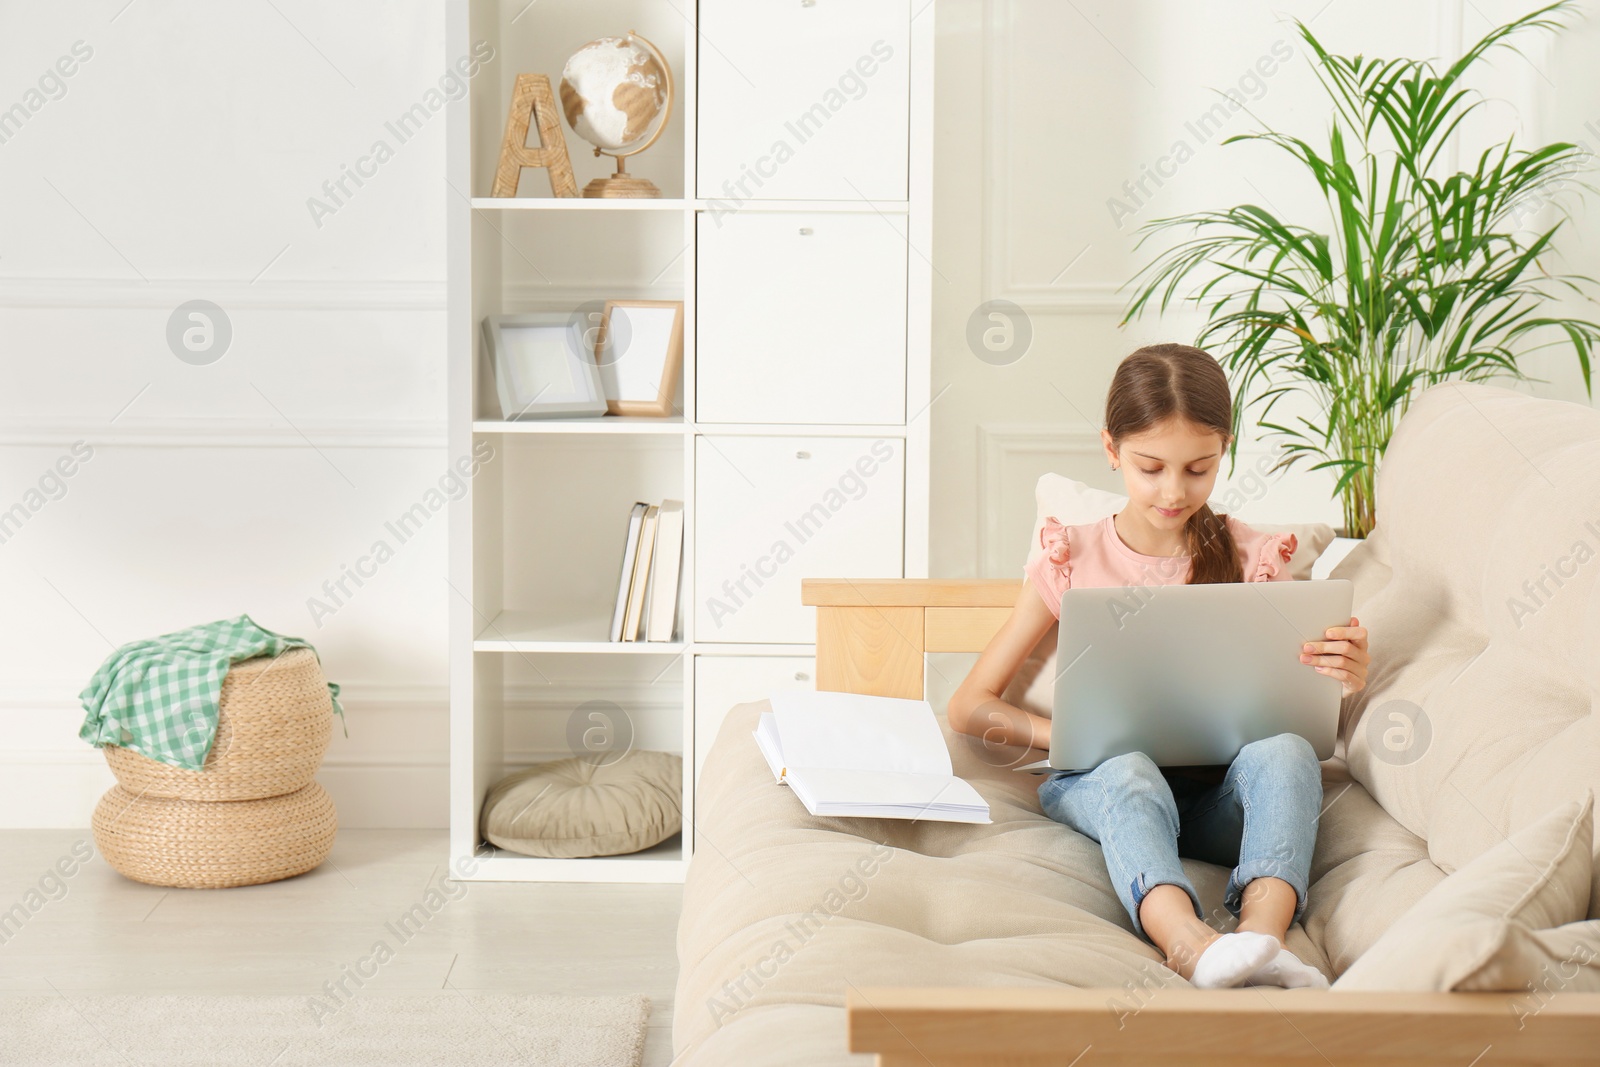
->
<box><xmin>593</xmin><ymin>300</ymin><xmax>684</xmax><ymax>417</ymax></box>
<box><xmin>482</xmin><ymin>312</ymin><xmax>609</xmax><ymax>420</ymax></box>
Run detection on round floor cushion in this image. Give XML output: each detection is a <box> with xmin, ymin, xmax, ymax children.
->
<box><xmin>480</xmin><ymin>750</ymin><xmax>682</xmax><ymax>858</ymax></box>
<box><xmin>92</xmin><ymin>781</ymin><xmax>338</xmax><ymax>889</ymax></box>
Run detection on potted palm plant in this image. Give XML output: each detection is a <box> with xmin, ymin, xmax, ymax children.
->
<box><xmin>1122</xmin><ymin>1</ymin><xmax>1599</xmax><ymax>541</ymax></box>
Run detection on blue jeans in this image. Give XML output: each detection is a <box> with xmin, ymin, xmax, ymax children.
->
<box><xmin>1037</xmin><ymin>732</ymin><xmax>1322</xmax><ymax>944</ymax></box>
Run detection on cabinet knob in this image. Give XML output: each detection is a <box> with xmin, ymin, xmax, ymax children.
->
<box><xmin>795</xmin><ymin>450</ymin><xmax>810</xmax><ymax>459</ymax></box>
<box><xmin>801</xmin><ymin>0</ymin><xmax>815</xmax><ymax>6</ymax></box>
<box><xmin>798</xmin><ymin>226</ymin><xmax>813</xmax><ymax>235</ymax></box>
<box><xmin>794</xmin><ymin>671</ymin><xmax>810</xmax><ymax>681</ymax></box>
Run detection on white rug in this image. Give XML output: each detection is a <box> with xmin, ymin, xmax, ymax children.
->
<box><xmin>0</xmin><ymin>992</ymin><xmax>651</xmax><ymax>1066</ymax></box>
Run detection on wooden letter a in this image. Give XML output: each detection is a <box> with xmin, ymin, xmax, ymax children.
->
<box><xmin>492</xmin><ymin>73</ymin><xmax>578</xmax><ymax>198</ymax></box>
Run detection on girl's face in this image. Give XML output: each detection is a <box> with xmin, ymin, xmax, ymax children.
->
<box><xmin>1103</xmin><ymin>418</ymin><xmax>1227</xmax><ymax>529</ymax></box>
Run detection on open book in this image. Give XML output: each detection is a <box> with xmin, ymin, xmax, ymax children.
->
<box><xmin>752</xmin><ymin>690</ymin><xmax>991</xmax><ymax>824</ymax></box>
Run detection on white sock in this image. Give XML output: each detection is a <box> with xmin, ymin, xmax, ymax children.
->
<box><xmin>1188</xmin><ymin>931</ymin><xmax>1281</xmax><ymax>989</ymax></box>
<box><xmin>1243</xmin><ymin>945</ymin><xmax>1330</xmax><ymax>989</ymax></box>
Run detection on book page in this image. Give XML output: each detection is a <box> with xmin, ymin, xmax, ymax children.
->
<box><xmin>770</xmin><ymin>690</ymin><xmax>951</xmax><ymax>775</ymax></box>
<box><xmin>752</xmin><ymin>712</ymin><xmax>787</xmax><ymax>784</ymax></box>
<box><xmin>788</xmin><ymin>767</ymin><xmax>985</xmax><ymax>811</ymax></box>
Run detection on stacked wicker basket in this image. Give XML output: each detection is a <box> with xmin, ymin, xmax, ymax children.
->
<box><xmin>90</xmin><ymin>646</ymin><xmax>339</xmax><ymax>889</ymax></box>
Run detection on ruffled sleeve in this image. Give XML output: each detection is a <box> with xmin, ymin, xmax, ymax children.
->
<box><xmin>1252</xmin><ymin>529</ymin><xmax>1299</xmax><ymax>582</ymax></box>
<box><xmin>1023</xmin><ymin>515</ymin><xmax>1072</xmax><ymax>617</ymax></box>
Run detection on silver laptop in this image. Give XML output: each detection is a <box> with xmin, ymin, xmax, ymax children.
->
<box><xmin>1015</xmin><ymin>579</ymin><xmax>1353</xmax><ymax>773</ymax></box>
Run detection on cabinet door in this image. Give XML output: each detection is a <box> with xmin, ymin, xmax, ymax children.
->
<box><xmin>693</xmin><ymin>655</ymin><xmax>815</xmax><ymax>787</ymax></box>
<box><xmin>697</xmin><ymin>0</ymin><xmax>911</xmax><ymax>201</ymax></box>
<box><xmin>696</xmin><ymin>211</ymin><xmax>907</xmax><ymax>425</ymax></box>
<box><xmin>695</xmin><ymin>435</ymin><xmax>904</xmax><ymax>643</ymax></box>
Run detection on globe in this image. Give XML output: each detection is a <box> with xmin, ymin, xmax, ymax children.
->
<box><xmin>559</xmin><ymin>33</ymin><xmax>670</xmax><ymax>156</ymax></box>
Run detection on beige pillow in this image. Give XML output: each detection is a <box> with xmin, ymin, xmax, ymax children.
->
<box><xmin>1455</xmin><ymin>919</ymin><xmax>1600</xmax><ymax>994</ymax></box>
<box><xmin>1465</xmin><ymin>921</ymin><xmax>1600</xmax><ymax>998</ymax></box>
<box><xmin>480</xmin><ymin>750</ymin><xmax>682</xmax><ymax>858</ymax></box>
<box><xmin>1004</xmin><ymin>473</ymin><xmax>1339</xmax><ymax>717</ymax></box>
<box><xmin>1332</xmin><ymin>791</ymin><xmax>1595</xmax><ymax>991</ymax></box>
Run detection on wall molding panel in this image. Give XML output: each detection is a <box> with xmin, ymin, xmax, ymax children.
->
<box><xmin>976</xmin><ymin>423</ymin><xmax>1106</xmax><ymax>576</ymax></box>
<box><xmin>980</xmin><ymin>0</ymin><xmax>1125</xmax><ymax>315</ymax></box>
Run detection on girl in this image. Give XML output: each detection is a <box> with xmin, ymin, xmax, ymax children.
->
<box><xmin>948</xmin><ymin>343</ymin><xmax>1369</xmax><ymax>989</ymax></box>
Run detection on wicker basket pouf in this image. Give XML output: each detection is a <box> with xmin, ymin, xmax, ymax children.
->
<box><xmin>102</xmin><ymin>646</ymin><xmax>334</xmax><ymax>802</ymax></box>
<box><xmin>91</xmin><ymin>781</ymin><xmax>338</xmax><ymax>889</ymax></box>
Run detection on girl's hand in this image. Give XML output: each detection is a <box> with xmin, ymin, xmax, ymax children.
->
<box><xmin>1301</xmin><ymin>616</ymin><xmax>1369</xmax><ymax>698</ymax></box>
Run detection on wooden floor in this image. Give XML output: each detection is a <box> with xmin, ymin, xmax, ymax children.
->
<box><xmin>0</xmin><ymin>829</ymin><xmax>682</xmax><ymax>1066</ymax></box>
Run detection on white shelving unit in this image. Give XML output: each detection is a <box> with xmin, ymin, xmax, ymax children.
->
<box><xmin>446</xmin><ymin>0</ymin><xmax>933</xmax><ymax>882</ymax></box>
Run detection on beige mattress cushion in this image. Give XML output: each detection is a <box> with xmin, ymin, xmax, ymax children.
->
<box><xmin>674</xmin><ymin>698</ymin><xmax>1337</xmax><ymax>1067</ymax></box>
<box><xmin>676</xmin><ymin>1004</ymin><xmax>873</xmax><ymax>1067</ymax></box>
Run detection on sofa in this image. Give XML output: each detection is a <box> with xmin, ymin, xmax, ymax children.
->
<box><xmin>672</xmin><ymin>381</ymin><xmax>1600</xmax><ymax>1066</ymax></box>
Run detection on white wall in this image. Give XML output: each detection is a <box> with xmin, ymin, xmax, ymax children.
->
<box><xmin>3</xmin><ymin>0</ymin><xmax>1596</xmax><ymax>827</ymax></box>
<box><xmin>1</xmin><ymin>1</ymin><xmax>453</xmax><ymax>827</ymax></box>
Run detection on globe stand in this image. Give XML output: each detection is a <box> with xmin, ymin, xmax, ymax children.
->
<box><xmin>582</xmin><ymin>153</ymin><xmax>661</xmax><ymax>199</ymax></box>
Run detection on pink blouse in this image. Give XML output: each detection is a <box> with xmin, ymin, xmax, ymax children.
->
<box><xmin>1025</xmin><ymin>512</ymin><xmax>1298</xmax><ymax>620</ymax></box>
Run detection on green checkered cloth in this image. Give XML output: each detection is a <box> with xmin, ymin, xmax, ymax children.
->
<box><xmin>78</xmin><ymin>614</ymin><xmax>346</xmax><ymax>771</ymax></box>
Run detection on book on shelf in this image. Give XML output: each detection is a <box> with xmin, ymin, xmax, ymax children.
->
<box><xmin>609</xmin><ymin>503</ymin><xmax>647</xmax><ymax>642</ymax></box>
<box><xmin>622</xmin><ymin>504</ymin><xmax>659</xmax><ymax>641</ymax></box>
<box><xmin>646</xmin><ymin>500</ymin><xmax>684</xmax><ymax>642</ymax></box>
<box><xmin>611</xmin><ymin>498</ymin><xmax>684</xmax><ymax>643</ymax></box>
<box><xmin>751</xmin><ymin>690</ymin><xmax>992</xmax><ymax>823</ymax></box>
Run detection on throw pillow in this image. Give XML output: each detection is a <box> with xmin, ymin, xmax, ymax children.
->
<box><xmin>1454</xmin><ymin>919</ymin><xmax>1600</xmax><ymax>995</ymax></box>
<box><xmin>1331</xmin><ymin>791</ymin><xmax>1595</xmax><ymax>991</ymax></box>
